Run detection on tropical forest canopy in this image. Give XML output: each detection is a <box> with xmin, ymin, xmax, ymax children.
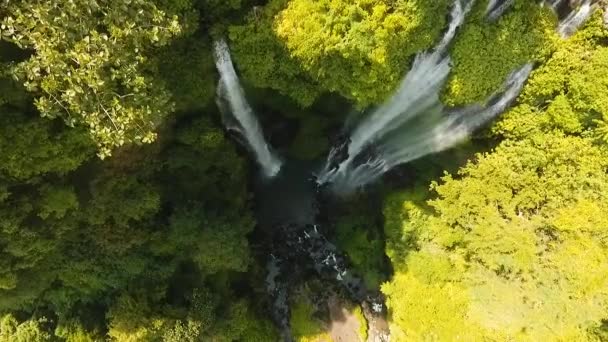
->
<box><xmin>0</xmin><ymin>0</ymin><xmax>607</xmax><ymax>341</ymax></box>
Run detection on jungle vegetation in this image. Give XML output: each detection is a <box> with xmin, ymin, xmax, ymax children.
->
<box><xmin>0</xmin><ymin>0</ymin><xmax>607</xmax><ymax>341</ymax></box>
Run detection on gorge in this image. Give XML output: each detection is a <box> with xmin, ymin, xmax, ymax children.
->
<box><xmin>212</xmin><ymin>0</ymin><xmax>596</xmax><ymax>339</ymax></box>
<box><xmin>0</xmin><ymin>0</ymin><xmax>605</xmax><ymax>340</ymax></box>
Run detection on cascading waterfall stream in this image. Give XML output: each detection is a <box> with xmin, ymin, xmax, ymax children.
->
<box><xmin>316</xmin><ymin>0</ymin><xmax>477</xmax><ymax>193</ymax></box>
<box><xmin>558</xmin><ymin>0</ymin><xmax>594</xmax><ymax>38</ymax></box>
<box><xmin>491</xmin><ymin>0</ymin><xmax>595</xmax><ymax>30</ymax></box>
<box><xmin>265</xmin><ymin>223</ymin><xmax>387</xmax><ymax>342</ymax></box>
<box><xmin>318</xmin><ymin>63</ymin><xmax>532</xmax><ymax>194</ymax></box>
<box><xmin>343</xmin><ymin>0</ymin><xmax>473</xmax><ymax>159</ymax></box>
<box><xmin>214</xmin><ymin>39</ymin><xmax>283</xmax><ymax>178</ymax></box>
<box><xmin>486</xmin><ymin>0</ymin><xmax>515</xmax><ymax>21</ymax></box>
<box><xmin>208</xmin><ymin>1</ymin><xmax>597</xmax><ymax>339</ymax></box>
<box><xmin>317</xmin><ymin>0</ymin><xmax>594</xmax><ymax>195</ymax></box>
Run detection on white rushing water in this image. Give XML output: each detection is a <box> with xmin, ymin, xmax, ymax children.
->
<box><xmin>214</xmin><ymin>39</ymin><xmax>282</xmax><ymax>177</ymax></box>
<box><xmin>558</xmin><ymin>0</ymin><xmax>594</xmax><ymax>38</ymax></box>
<box><xmin>316</xmin><ymin>0</ymin><xmax>474</xmax><ymax>193</ymax></box>
<box><xmin>487</xmin><ymin>0</ymin><xmax>596</xmax><ymax>31</ymax></box>
<box><xmin>316</xmin><ymin>0</ymin><xmax>531</xmax><ymax>194</ymax></box>
<box><xmin>486</xmin><ymin>0</ymin><xmax>515</xmax><ymax>21</ymax></box>
<box><xmin>317</xmin><ymin>0</ymin><xmax>596</xmax><ymax>194</ymax></box>
<box><xmin>545</xmin><ymin>0</ymin><xmax>565</xmax><ymax>11</ymax></box>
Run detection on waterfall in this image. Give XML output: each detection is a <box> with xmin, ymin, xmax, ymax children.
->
<box><xmin>318</xmin><ymin>63</ymin><xmax>532</xmax><ymax>194</ymax></box>
<box><xmin>340</xmin><ymin>0</ymin><xmax>473</xmax><ymax>159</ymax></box>
<box><xmin>214</xmin><ymin>39</ymin><xmax>282</xmax><ymax>177</ymax></box>
<box><xmin>316</xmin><ymin>0</ymin><xmax>475</xmax><ymax>193</ymax></box>
<box><xmin>488</xmin><ymin>0</ymin><xmax>596</xmax><ymax>27</ymax></box>
<box><xmin>316</xmin><ymin>0</ymin><xmax>596</xmax><ymax>195</ymax></box>
<box><xmin>315</xmin><ymin>0</ymin><xmax>525</xmax><ymax>194</ymax></box>
<box><xmin>490</xmin><ymin>0</ymin><xmax>596</xmax><ymax>33</ymax></box>
<box><xmin>546</xmin><ymin>0</ymin><xmax>565</xmax><ymax>11</ymax></box>
<box><xmin>486</xmin><ymin>0</ymin><xmax>515</xmax><ymax>21</ymax></box>
<box><xmin>558</xmin><ymin>0</ymin><xmax>594</xmax><ymax>38</ymax></box>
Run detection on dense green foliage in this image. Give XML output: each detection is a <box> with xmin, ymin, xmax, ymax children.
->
<box><xmin>1</xmin><ymin>0</ymin><xmax>183</xmax><ymax>157</ymax></box>
<box><xmin>1</xmin><ymin>0</ymin><xmax>608</xmax><ymax>340</ymax></box>
<box><xmin>228</xmin><ymin>0</ymin><xmax>323</xmax><ymax>107</ymax></box>
<box><xmin>0</xmin><ymin>314</ymin><xmax>49</xmax><ymax>342</ymax></box>
<box><xmin>0</xmin><ymin>1</ymin><xmax>274</xmax><ymax>333</ymax></box>
<box><xmin>333</xmin><ymin>203</ymin><xmax>387</xmax><ymax>289</ymax></box>
<box><xmin>383</xmin><ymin>135</ymin><xmax>608</xmax><ymax>340</ymax></box>
<box><xmin>444</xmin><ymin>0</ymin><xmax>557</xmax><ymax>105</ymax></box>
<box><xmin>494</xmin><ymin>12</ymin><xmax>608</xmax><ymax>142</ymax></box>
<box><xmin>230</xmin><ymin>0</ymin><xmax>450</xmax><ymax>107</ymax></box>
<box><xmin>289</xmin><ymin>296</ymin><xmax>331</xmax><ymax>342</ymax></box>
<box><xmin>382</xmin><ymin>13</ymin><xmax>608</xmax><ymax>341</ymax></box>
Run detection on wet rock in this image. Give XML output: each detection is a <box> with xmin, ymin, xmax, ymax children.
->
<box><xmin>351</xmin><ymin>143</ymin><xmax>379</xmax><ymax>169</ymax></box>
<box><xmin>326</xmin><ymin>133</ymin><xmax>351</xmax><ymax>172</ymax></box>
<box><xmin>265</xmin><ymin>221</ymin><xmax>389</xmax><ymax>341</ymax></box>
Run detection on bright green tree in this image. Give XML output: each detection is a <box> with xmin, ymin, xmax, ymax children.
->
<box><xmin>0</xmin><ymin>110</ymin><xmax>93</xmax><ymax>181</ymax></box>
<box><xmin>383</xmin><ymin>15</ymin><xmax>608</xmax><ymax>340</ymax></box>
<box><xmin>492</xmin><ymin>12</ymin><xmax>608</xmax><ymax>142</ymax></box>
<box><xmin>1</xmin><ymin>0</ymin><xmax>183</xmax><ymax>157</ymax></box>
<box><xmin>275</xmin><ymin>0</ymin><xmax>450</xmax><ymax>106</ymax></box>
<box><xmin>383</xmin><ymin>134</ymin><xmax>608</xmax><ymax>341</ymax></box>
<box><xmin>54</xmin><ymin>318</ymin><xmax>103</xmax><ymax>342</ymax></box>
<box><xmin>230</xmin><ymin>0</ymin><xmax>450</xmax><ymax>107</ymax></box>
<box><xmin>444</xmin><ymin>0</ymin><xmax>557</xmax><ymax>106</ymax></box>
<box><xmin>0</xmin><ymin>314</ymin><xmax>50</xmax><ymax>342</ymax></box>
<box><xmin>228</xmin><ymin>0</ymin><xmax>323</xmax><ymax>107</ymax></box>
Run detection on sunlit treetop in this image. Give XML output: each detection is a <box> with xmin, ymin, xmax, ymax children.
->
<box><xmin>383</xmin><ymin>133</ymin><xmax>608</xmax><ymax>340</ymax></box>
<box><xmin>1</xmin><ymin>0</ymin><xmax>184</xmax><ymax>158</ymax></box>
<box><xmin>230</xmin><ymin>0</ymin><xmax>450</xmax><ymax>107</ymax></box>
<box><xmin>274</xmin><ymin>0</ymin><xmax>451</xmax><ymax>106</ymax></box>
<box><xmin>0</xmin><ymin>314</ymin><xmax>50</xmax><ymax>342</ymax></box>
<box><xmin>493</xmin><ymin>12</ymin><xmax>608</xmax><ymax>143</ymax></box>
<box><xmin>444</xmin><ymin>0</ymin><xmax>558</xmax><ymax>106</ymax></box>
<box><xmin>228</xmin><ymin>0</ymin><xmax>324</xmax><ymax>107</ymax></box>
